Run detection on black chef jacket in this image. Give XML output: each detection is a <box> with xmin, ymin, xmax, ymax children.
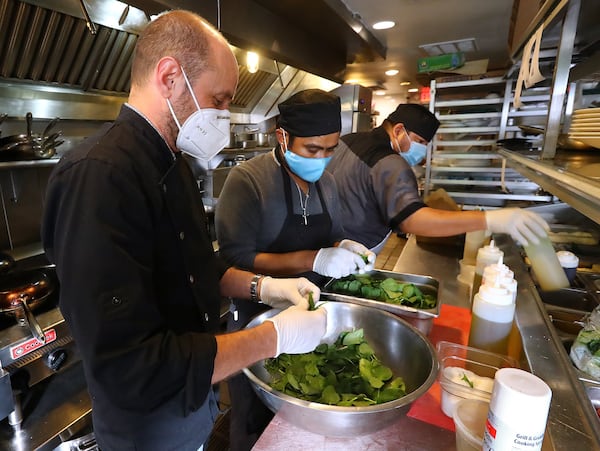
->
<box><xmin>42</xmin><ymin>105</ymin><xmax>230</xmax><ymax>450</ymax></box>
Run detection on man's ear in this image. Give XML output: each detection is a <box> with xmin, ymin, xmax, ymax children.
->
<box><xmin>392</xmin><ymin>122</ymin><xmax>406</xmax><ymax>136</ymax></box>
<box><xmin>155</xmin><ymin>57</ymin><xmax>181</xmax><ymax>98</ymax></box>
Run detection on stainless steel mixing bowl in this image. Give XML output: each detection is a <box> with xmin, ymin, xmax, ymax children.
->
<box><xmin>243</xmin><ymin>302</ymin><xmax>439</xmax><ymax>437</ymax></box>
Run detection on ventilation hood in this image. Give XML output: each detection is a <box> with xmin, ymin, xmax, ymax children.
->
<box><xmin>0</xmin><ymin>0</ymin><xmax>384</xmax><ymax>123</ymax></box>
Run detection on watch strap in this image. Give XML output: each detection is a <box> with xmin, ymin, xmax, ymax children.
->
<box><xmin>250</xmin><ymin>274</ymin><xmax>264</xmax><ymax>302</ymax></box>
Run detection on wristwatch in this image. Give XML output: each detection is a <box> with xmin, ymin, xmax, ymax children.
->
<box><xmin>250</xmin><ymin>274</ymin><xmax>264</xmax><ymax>302</ymax></box>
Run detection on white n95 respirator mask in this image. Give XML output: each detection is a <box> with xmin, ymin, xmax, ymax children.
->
<box><xmin>166</xmin><ymin>66</ymin><xmax>230</xmax><ymax>162</ymax></box>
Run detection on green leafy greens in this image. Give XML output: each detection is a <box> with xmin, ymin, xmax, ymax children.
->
<box><xmin>329</xmin><ymin>275</ymin><xmax>437</xmax><ymax>309</ymax></box>
<box><xmin>461</xmin><ymin>373</ymin><xmax>474</xmax><ymax>388</ymax></box>
<box><xmin>264</xmin><ymin>328</ymin><xmax>406</xmax><ymax>406</ymax></box>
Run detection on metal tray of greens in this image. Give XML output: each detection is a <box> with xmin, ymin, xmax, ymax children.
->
<box><xmin>321</xmin><ymin>270</ymin><xmax>440</xmax><ymax>320</ymax></box>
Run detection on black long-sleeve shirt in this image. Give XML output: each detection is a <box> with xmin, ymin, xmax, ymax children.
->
<box><xmin>42</xmin><ymin>105</ymin><xmax>230</xmax><ymax>449</ymax></box>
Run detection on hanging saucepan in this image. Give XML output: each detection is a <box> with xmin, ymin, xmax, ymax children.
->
<box><xmin>0</xmin><ymin>269</ymin><xmax>55</xmax><ymax>343</ymax></box>
<box><xmin>0</xmin><ymin>113</ymin><xmax>63</xmax><ymax>159</ymax></box>
<box><xmin>0</xmin><ymin>112</ymin><xmax>43</xmax><ymax>156</ymax></box>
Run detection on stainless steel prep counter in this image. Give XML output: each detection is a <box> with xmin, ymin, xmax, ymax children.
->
<box><xmin>253</xmin><ymin>234</ymin><xmax>600</xmax><ymax>450</ymax></box>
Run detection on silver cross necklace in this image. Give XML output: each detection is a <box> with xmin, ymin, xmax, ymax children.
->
<box><xmin>295</xmin><ymin>183</ymin><xmax>310</xmax><ymax>226</ymax></box>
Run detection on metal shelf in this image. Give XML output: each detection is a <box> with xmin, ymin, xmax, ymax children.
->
<box><xmin>500</xmin><ymin>148</ymin><xmax>600</xmax><ymax>225</ymax></box>
<box><xmin>0</xmin><ymin>159</ymin><xmax>59</xmax><ymax>169</ymax></box>
<box><xmin>426</xmin><ymin>76</ymin><xmax>552</xmax><ymax>207</ymax></box>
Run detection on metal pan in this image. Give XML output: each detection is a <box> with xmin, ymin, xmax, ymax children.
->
<box><xmin>0</xmin><ymin>269</ymin><xmax>55</xmax><ymax>343</ymax></box>
<box><xmin>321</xmin><ymin>269</ymin><xmax>440</xmax><ymax>335</ymax></box>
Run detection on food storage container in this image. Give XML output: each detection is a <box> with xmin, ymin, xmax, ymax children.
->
<box><xmin>453</xmin><ymin>398</ymin><xmax>489</xmax><ymax>451</ymax></box>
<box><xmin>437</xmin><ymin>341</ymin><xmax>518</xmax><ymax>417</ymax></box>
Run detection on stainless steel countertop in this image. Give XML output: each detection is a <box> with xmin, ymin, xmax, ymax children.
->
<box><xmin>254</xmin><ymin>234</ymin><xmax>600</xmax><ymax>450</ymax></box>
<box><xmin>393</xmin><ymin>235</ymin><xmax>600</xmax><ymax>450</ymax></box>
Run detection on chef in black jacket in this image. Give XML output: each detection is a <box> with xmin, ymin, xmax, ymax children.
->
<box><xmin>216</xmin><ymin>89</ymin><xmax>375</xmax><ymax>450</ymax></box>
<box><xmin>41</xmin><ymin>10</ymin><xmax>327</xmax><ymax>451</ymax></box>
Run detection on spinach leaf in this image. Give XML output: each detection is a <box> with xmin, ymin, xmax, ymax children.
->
<box><xmin>264</xmin><ymin>328</ymin><xmax>406</xmax><ymax>406</ymax></box>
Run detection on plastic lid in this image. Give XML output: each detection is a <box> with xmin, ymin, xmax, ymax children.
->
<box><xmin>482</xmin><ymin>262</ymin><xmax>512</xmax><ymax>284</ymax></box>
<box><xmin>556</xmin><ymin>250</ymin><xmax>579</xmax><ymax>269</ymax></box>
<box><xmin>478</xmin><ymin>282</ymin><xmax>513</xmax><ymax>306</ymax></box>
<box><xmin>489</xmin><ymin>368</ymin><xmax>551</xmax><ymax>430</ymax></box>
<box><xmin>476</xmin><ymin>241</ymin><xmax>504</xmax><ymax>269</ymax></box>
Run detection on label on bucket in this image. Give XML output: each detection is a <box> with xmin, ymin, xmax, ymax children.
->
<box><xmin>483</xmin><ymin>409</ymin><xmax>545</xmax><ymax>450</ymax></box>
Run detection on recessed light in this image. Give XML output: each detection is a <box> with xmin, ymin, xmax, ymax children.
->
<box><xmin>373</xmin><ymin>21</ymin><xmax>395</xmax><ymax>30</ymax></box>
<box><xmin>400</xmin><ymin>81</ymin><xmax>411</xmax><ymax>86</ymax></box>
<box><xmin>407</xmin><ymin>88</ymin><xmax>419</xmax><ymax>93</ymax></box>
<box><xmin>246</xmin><ymin>51</ymin><xmax>259</xmax><ymax>73</ymax></box>
<box><xmin>374</xmin><ymin>90</ymin><xmax>386</xmax><ymax>96</ymax></box>
<box><xmin>385</xmin><ymin>69</ymin><xmax>399</xmax><ymax>76</ymax></box>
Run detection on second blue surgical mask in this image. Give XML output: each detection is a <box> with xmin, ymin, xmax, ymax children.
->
<box><xmin>400</xmin><ymin>129</ymin><xmax>428</xmax><ymax>166</ymax></box>
<box><xmin>281</xmin><ymin>129</ymin><xmax>331</xmax><ymax>182</ymax></box>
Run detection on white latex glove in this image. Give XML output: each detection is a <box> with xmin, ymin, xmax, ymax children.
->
<box><xmin>265</xmin><ymin>305</ymin><xmax>327</xmax><ymax>356</ymax></box>
<box><xmin>260</xmin><ymin>276</ymin><xmax>319</xmax><ymax>310</ymax></box>
<box><xmin>338</xmin><ymin>239</ymin><xmax>376</xmax><ymax>273</ymax></box>
<box><xmin>485</xmin><ymin>208</ymin><xmax>550</xmax><ymax>246</ymax></box>
<box><xmin>312</xmin><ymin>247</ymin><xmax>366</xmax><ymax>278</ymax></box>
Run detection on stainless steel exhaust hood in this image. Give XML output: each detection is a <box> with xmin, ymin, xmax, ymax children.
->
<box><xmin>0</xmin><ymin>0</ymin><xmax>384</xmax><ymax>122</ymax></box>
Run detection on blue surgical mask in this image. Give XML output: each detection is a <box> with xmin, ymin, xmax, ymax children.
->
<box><xmin>281</xmin><ymin>129</ymin><xmax>331</xmax><ymax>182</ymax></box>
<box><xmin>399</xmin><ymin>130</ymin><xmax>427</xmax><ymax>166</ymax></box>
<box><xmin>284</xmin><ymin>150</ymin><xmax>331</xmax><ymax>182</ymax></box>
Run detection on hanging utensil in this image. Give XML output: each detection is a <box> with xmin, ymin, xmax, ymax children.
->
<box><xmin>42</xmin><ymin>117</ymin><xmax>60</xmax><ymax>138</ymax></box>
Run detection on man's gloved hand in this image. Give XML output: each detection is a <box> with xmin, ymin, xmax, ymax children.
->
<box><xmin>485</xmin><ymin>208</ymin><xmax>550</xmax><ymax>246</ymax></box>
<box><xmin>260</xmin><ymin>276</ymin><xmax>319</xmax><ymax>310</ymax></box>
<box><xmin>265</xmin><ymin>305</ymin><xmax>327</xmax><ymax>357</ymax></box>
<box><xmin>312</xmin><ymin>247</ymin><xmax>366</xmax><ymax>278</ymax></box>
<box><xmin>338</xmin><ymin>239</ymin><xmax>376</xmax><ymax>273</ymax></box>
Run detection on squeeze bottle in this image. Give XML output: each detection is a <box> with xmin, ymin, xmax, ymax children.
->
<box><xmin>462</xmin><ymin>229</ymin><xmax>491</xmax><ymax>266</ymax></box>
<box><xmin>471</xmin><ymin>240</ymin><xmax>503</xmax><ymax>304</ymax></box>
<box><xmin>482</xmin><ymin>256</ymin><xmax>517</xmax><ymax>302</ymax></box>
<box><xmin>524</xmin><ymin>236</ymin><xmax>569</xmax><ymax>291</ymax></box>
<box><xmin>468</xmin><ymin>273</ymin><xmax>515</xmax><ymax>355</ymax></box>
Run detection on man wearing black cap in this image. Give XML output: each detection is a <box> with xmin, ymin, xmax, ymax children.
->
<box><xmin>215</xmin><ymin>88</ymin><xmax>374</xmax><ymax>450</ymax></box>
<box><xmin>328</xmin><ymin>103</ymin><xmax>550</xmax><ymax>254</ymax></box>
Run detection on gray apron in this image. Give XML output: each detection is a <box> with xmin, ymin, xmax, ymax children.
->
<box><xmin>227</xmin><ymin>157</ymin><xmax>333</xmax><ymax>451</ymax></box>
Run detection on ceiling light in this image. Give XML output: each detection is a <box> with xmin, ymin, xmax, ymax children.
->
<box><xmin>407</xmin><ymin>88</ymin><xmax>419</xmax><ymax>93</ymax></box>
<box><xmin>373</xmin><ymin>21</ymin><xmax>395</xmax><ymax>30</ymax></box>
<box><xmin>400</xmin><ymin>81</ymin><xmax>411</xmax><ymax>86</ymax></box>
<box><xmin>246</xmin><ymin>51</ymin><xmax>259</xmax><ymax>73</ymax></box>
<box><xmin>419</xmin><ymin>38</ymin><xmax>477</xmax><ymax>56</ymax></box>
<box><xmin>385</xmin><ymin>69</ymin><xmax>399</xmax><ymax>76</ymax></box>
<box><xmin>374</xmin><ymin>90</ymin><xmax>386</xmax><ymax>96</ymax></box>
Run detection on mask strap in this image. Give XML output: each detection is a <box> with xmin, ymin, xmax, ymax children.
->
<box><xmin>180</xmin><ymin>66</ymin><xmax>202</xmax><ymax>111</ymax></box>
<box><xmin>280</xmin><ymin>127</ymin><xmax>288</xmax><ymax>151</ymax></box>
<box><xmin>166</xmin><ymin>99</ymin><xmax>182</xmax><ymax>130</ymax></box>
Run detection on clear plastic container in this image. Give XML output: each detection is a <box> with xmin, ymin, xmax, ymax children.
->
<box><xmin>437</xmin><ymin>341</ymin><xmax>519</xmax><ymax>418</ymax></box>
<box><xmin>454</xmin><ymin>398</ymin><xmax>489</xmax><ymax>451</ymax></box>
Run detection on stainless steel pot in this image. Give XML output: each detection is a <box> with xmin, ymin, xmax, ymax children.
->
<box><xmin>256</xmin><ymin>133</ymin><xmax>272</xmax><ymax>147</ymax></box>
